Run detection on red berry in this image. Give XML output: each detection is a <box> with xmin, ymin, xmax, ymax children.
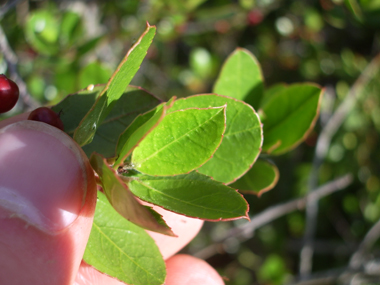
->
<box><xmin>247</xmin><ymin>10</ymin><xmax>264</xmax><ymax>26</ymax></box>
<box><xmin>28</xmin><ymin>107</ymin><xmax>65</xmax><ymax>131</ymax></box>
<box><xmin>0</xmin><ymin>74</ymin><xmax>19</xmax><ymax>113</ymax></box>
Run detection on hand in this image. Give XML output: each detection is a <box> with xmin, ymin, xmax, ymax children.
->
<box><xmin>0</xmin><ymin>114</ymin><xmax>224</xmax><ymax>285</ymax></box>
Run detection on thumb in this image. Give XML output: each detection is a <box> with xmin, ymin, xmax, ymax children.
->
<box><xmin>0</xmin><ymin>120</ymin><xmax>97</xmax><ymax>285</ymax></box>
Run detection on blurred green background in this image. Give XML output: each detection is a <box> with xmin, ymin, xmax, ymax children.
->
<box><xmin>1</xmin><ymin>0</ymin><xmax>380</xmax><ymax>284</ymax></box>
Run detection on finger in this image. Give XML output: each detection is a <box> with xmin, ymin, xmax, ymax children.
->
<box><xmin>165</xmin><ymin>254</ymin><xmax>225</xmax><ymax>285</ymax></box>
<box><xmin>1</xmin><ymin>116</ymin><xmax>209</xmax><ymax>285</ymax></box>
<box><xmin>0</xmin><ymin>121</ymin><xmax>97</xmax><ymax>285</ymax></box>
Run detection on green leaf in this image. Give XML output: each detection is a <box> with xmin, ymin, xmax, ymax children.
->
<box><xmin>90</xmin><ymin>153</ymin><xmax>174</xmax><ymax>236</ymax></box>
<box><xmin>83</xmin><ymin>192</ymin><xmax>166</xmax><ymax>285</ymax></box>
<box><xmin>131</xmin><ymin>107</ymin><xmax>226</xmax><ymax>176</ymax></box>
<box><xmin>230</xmin><ymin>159</ymin><xmax>279</xmax><ymax>196</ymax></box>
<box><xmin>114</xmin><ymin>100</ymin><xmax>173</xmax><ymax>167</ymax></box>
<box><xmin>52</xmin><ymin>86</ymin><xmax>102</xmax><ymax>132</ymax></box>
<box><xmin>74</xmin><ymin>23</ymin><xmax>156</xmax><ymax>146</ymax></box>
<box><xmin>128</xmin><ymin>171</ymin><xmax>249</xmax><ymax>220</ymax></box>
<box><xmin>213</xmin><ymin>48</ymin><xmax>264</xmax><ymax>109</ymax></box>
<box><xmin>25</xmin><ymin>9</ymin><xmax>60</xmax><ymax>55</ymax></box>
<box><xmin>52</xmin><ymin>85</ymin><xmax>161</xmax><ymax>158</ymax></box>
<box><xmin>260</xmin><ymin>83</ymin><xmax>323</xmax><ymax>155</ymax></box>
<box><xmin>168</xmin><ymin>94</ymin><xmax>263</xmax><ymax>184</ymax></box>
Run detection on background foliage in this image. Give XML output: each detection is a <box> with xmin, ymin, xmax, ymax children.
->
<box><xmin>1</xmin><ymin>0</ymin><xmax>380</xmax><ymax>284</ymax></box>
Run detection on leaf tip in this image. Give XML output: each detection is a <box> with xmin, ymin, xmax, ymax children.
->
<box><xmin>145</xmin><ymin>21</ymin><xmax>157</xmax><ymax>31</ymax></box>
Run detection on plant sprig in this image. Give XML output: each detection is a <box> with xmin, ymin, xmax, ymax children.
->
<box><xmin>52</xmin><ymin>24</ymin><xmax>323</xmax><ymax>285</ymax></box>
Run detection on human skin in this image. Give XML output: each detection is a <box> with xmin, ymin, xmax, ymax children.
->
<box><xmin>0</xmin><ymin>114</ymin><xmax>224</xmax><ymax>285</ymax></box>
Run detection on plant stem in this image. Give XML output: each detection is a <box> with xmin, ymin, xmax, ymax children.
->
<box><xmin>300</xmin><ymin>52</ymin><xmax>380</xmax><ymax>278</ymax></box>
<box><xmin>194</xmin><ymin>174</ymin><xmax>353</xmax><ymax>260</ymax></box>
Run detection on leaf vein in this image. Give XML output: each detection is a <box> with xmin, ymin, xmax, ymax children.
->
<box><xmin>225</xmin><ymin>124</ymin><xmax>261</xmax><ymax>136</ymax></box>
<box><xmin>92</xmin><ymin>222</ymin><xmax>161</xmax><ymax>282</ymax></box>
<box><xmin>135</xmin><ymin>180</ymin><xmax>238</xmax><ymax>215</ymax></box>
<box><xmin>136</xmin><ymin>109</ymin><xmax>223</xmax><ymax>165</ymax></box>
